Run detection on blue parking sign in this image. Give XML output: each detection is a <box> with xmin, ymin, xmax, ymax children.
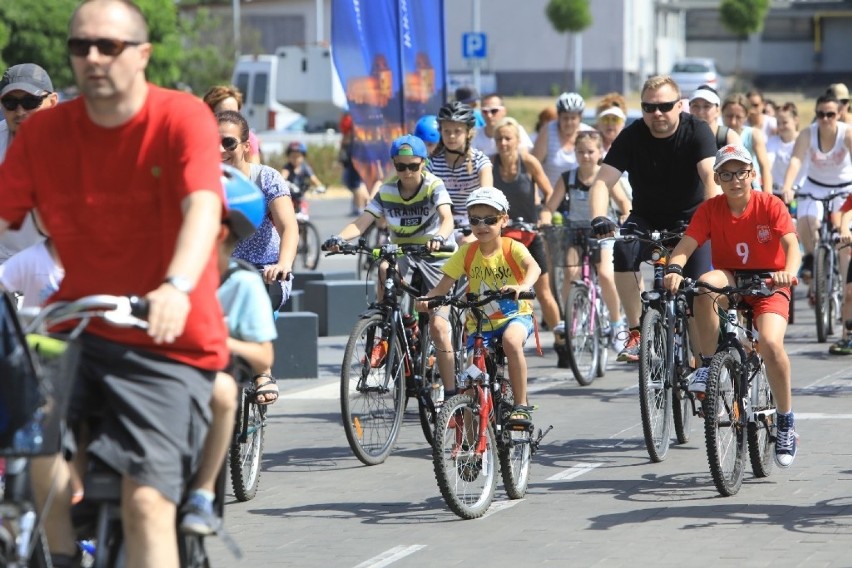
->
<box><xmin>462</xmin><ymin>32</ymin><xmax>487</xmax><ymax>59</ymax></box>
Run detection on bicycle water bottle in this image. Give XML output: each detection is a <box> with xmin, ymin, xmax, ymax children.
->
<box><xmin>402</xmin><ymin>313</ymin><xmax>419</xmax><ymax>351</ymax></box>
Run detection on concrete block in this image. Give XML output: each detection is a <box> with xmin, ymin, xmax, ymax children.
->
<box><xmin>272</xmin><ymin>312</ymin><xmax>318</xmax><ymax>379</ymax></box>
<box><xmin>292</xmin><ymin>270</ymin><xmax>356</xmax><ymax>292</ymax></box>
<box><xmin>280</xmin><ymin>289</ymin><xmax>304</xmax><ymax>313</ymax></box>
<box><xmin>304</xmin><ymin>280</ymin><xmax>375</xmax><ymax>336</ymax></box>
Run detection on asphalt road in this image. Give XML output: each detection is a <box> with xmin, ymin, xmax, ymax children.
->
<box><xmin>207</xmin><ymin>195</ymin><xmax>852</xmax><ymax>567</ymax></box>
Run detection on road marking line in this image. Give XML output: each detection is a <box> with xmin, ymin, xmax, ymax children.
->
<box><xmin>547</xmin><ymin>462</ymin><xmax>603</xmax><ymax>481</ymax></box>
<box><xmin>280</xmin><ymin>381</ymin><xmax>339</xmax><ymax>400</ymax></box>
<box><xmin>795</xmin><ymin>413</ymin><xmax>852</xmax><ymax>420</ymax></box>
<box><xmin>353</xmin><ymin>545</ymin><xmax>427</xmax><ymax>568</ymax></box>
<box><xmin>481</xmin><ymin>499</ymin><xmax>522</xmax><ymax>518</ymax></box>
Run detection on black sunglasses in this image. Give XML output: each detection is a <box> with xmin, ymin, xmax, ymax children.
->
<box><xmin>468</xmin><ymin>215</ymin><xmax>501</xmax><ymax>226</ymax></box>
<box><xmin>816</xmin><ymin>111</ymin><xmax>837</xmax><ymax>119</ymax></box>
<box><xmin>393</xmin><ymin>161</ymin><xmax>422</xmax><ymax>172</ymax></box>
<box><xmin>221</xmin><ymin>136</ymin><xmax>242</xmax><ymax>151</ymax></box>
<box><xmin>641</xmin><ymin>100</ymin><xmax>678</xmax><ymax>114</ymax></box>
<box><xmin>67</xmin><ymin>37</ymin><xmax>143</xmax><ymax>57</ymax></box>
<box><xmin>0</xmin><ymin>94</ymin><xmax>47</xmax><ymax>111</ymax></box>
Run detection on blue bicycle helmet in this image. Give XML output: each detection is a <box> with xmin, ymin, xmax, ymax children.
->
<box><xmin>221</xmin><ymin>164</ymin><xmax>265</xmax><ymax>240</ymax></box>
<box><xmin>286</xmin><ymin>141</ymin><xmax>307</xmax><ymax>155</ymax></box>
<box><xmin>413</xmin><ymin>115</ymin><xmax>440</xmax><ymax>144</ymax></box>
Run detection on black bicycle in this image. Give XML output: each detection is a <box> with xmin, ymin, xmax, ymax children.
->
<box><xmin>228</xmin><ymin>358</ymin><xmax>266</xmax><ymax>502</ymax></box>
<box><xmin>426</xmin><ymin>289</ymin><xmax>551</xmax><ymax>519</ymax></box>
<box><xmin>617</xmin><ymin>225</ymin><xmax>695</xmax><ymax>462</ymax></box>
<box><xmin>290</xmin><ymin>182</ymin><xmax>322</xmax><ymax>271</ymax></box>
<box><xmin>694</xmin><ymin>275</ymin><xmax>791</xmax><ymax>496</ymax></box>
<box><xmin>324</xmin><ymin>240</ymin><xmax>460</xmax><ymax>464</ymax></box>
<box><xmin>795</xmin><ymin>190</ymin><xmax>849</xmax><ymax>342</ymax></box>
<box><xmin>14</xmin><ymin>295</ymin><xmax>216</xmax><ymax>567</ymax></box>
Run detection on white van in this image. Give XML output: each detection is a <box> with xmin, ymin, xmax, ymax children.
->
<box><xmin>232</xmin><ymin>46</ymin><xmax>347</xmax><ymax>133</ymax></box>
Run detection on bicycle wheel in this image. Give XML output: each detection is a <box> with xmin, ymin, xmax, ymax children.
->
<box><xmin>638</xmin><ymin>307</ymin><xmax>672</xmax><ymax>462</ymax></box>
<box><xmin>416</xmin><ymin>320</ymin><xmax>441</xmax><ymax>447</ymax></box>
<box><xmin>747</xmin><ymin>360</ymin><xmax>775</xmax><ymax>478</ymax></box>
<box><xmin>497</xmin><ymin>383</ymin><xmax>532</xmax><ymax>500</ymax></box>
<box><xmin>229</xmin><ymin>385</ymin><xmax>265</xmax><ymax>502</ymax></box>
<box><xmin>550</xmin><ymin>265</ymin><xmax>566</xmax><ymax>318</ymax></box>
<box><xmin>703</xmin><ymin>348</ymin><xmax>746</xmax><ymax>496</ymax></box>
<box><xmin>356</xmin><ymin>225</ymin><xmax>381</xmax><ymax>281</ymax></box>
<box><xmin>340</xmin><ymin>315</ymin><xmax>406</xmax><ymax>465</ymax></box>
<box><xmin>179</xmin><ymin>533</ymin><xmax>211</xmax><ymax>568</ymax></box>
<box><xmin>672</xmin><ymin>314</ymin><xmax>693</xmax><ymax>445</ymax></box>
<box><xmin>564</xmin><ymin>284</ymin><xmax>599</xmax><ymax>386</ymax></box>
<box><xmin>594</xmin><ymin>293</ymin><xmax>610</xmax><ymax>378</ymax></box>
<box><xmin>432</xmin><ymin>393</ymin><xmax>497</xmax><ymax>519</ymax></box>
<box><xmin>814</xmin><ymin>245</ymin><xmax>832</xmax><ymax>342</ymax></box>
<box><xmin>297</xmin><ymin>220</ymin><xmax>321</xmax><ymax>271</ymax></box>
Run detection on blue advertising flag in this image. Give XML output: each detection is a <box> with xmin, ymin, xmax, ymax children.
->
<box><xmin>332</xmin><ymin>0</ymin><xmax>446</xmax><ymax>188</ymax></box>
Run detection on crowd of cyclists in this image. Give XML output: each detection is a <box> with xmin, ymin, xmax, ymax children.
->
<box><xmin>0</xmin><ymin>0</ymin><xmax>851</xmax><ymax>564</ymax></box>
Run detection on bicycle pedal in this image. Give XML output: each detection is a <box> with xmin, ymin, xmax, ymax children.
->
<box><xmin>506</xmin><ymin>418</ymin><xmax>534</xmax><ymax>432</ymax></box>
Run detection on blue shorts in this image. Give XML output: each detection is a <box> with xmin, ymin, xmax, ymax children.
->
<box><xmin>467</xmin><ymin>314</ymin><xmax>534</xmax><ymax>350</ymax></box>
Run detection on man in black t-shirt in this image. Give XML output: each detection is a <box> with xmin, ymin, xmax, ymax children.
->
<box><xmin>589</xmin><ymin>75</ymin><xmax>719</xmax><ymax>362</ymax></box>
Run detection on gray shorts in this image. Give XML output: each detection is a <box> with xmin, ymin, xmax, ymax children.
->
<box><xmin>68</xmin><ymin>334</ymin><xmax>214</xmax><ymax>504</ymax></box>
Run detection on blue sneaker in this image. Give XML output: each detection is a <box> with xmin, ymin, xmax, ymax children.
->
<box><xmin>180</xmin><ymin>491</ymin><xmax>220</xmax><ymax>536</ymax></box>
<box><xmin>774</xmin><ymin>412</ymin><xmax>798</xmax><ymax>468</ymax></box>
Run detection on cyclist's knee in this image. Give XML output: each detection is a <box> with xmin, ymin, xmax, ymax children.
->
<box><xmin>211</xmin><ymin>372</ymin><xmax>238</xmax><ymax>414</ymax></box>
<box><xmin>121</xmin><ymin>481</ymin><xmax>175</xmax><ymax>530</ymax></box>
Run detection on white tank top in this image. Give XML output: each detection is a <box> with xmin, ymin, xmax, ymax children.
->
<box><xmin>767</xmin><ymin>135</ymin><xmax>806</xmax><ymax>191</ymax></box>
<box><xmin>807</xmin><ymin>121</ymin><xmax>852</xmax><ymax>186</ymax></box>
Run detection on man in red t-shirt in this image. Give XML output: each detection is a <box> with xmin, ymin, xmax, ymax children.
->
<box><xmin>0</xmin><ymin>1</ymin><xmax>227</xmax><ymax>565</ymax></box>
<box><xmin>664</xmin><ymin>144</ymin><xmax>801</xmax><ymax>469</ymax></box>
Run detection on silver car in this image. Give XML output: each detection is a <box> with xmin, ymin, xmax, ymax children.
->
<box><xmin>670</xmin><ymin>58</ymin><xmax>719</xmax><ymax>96</ymax></box>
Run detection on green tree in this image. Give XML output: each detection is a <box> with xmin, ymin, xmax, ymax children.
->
<box><xmin>0</xmin><ymin>0</ymin><xmax>185</xmax><ymax>90</ymax></box>
<box><xmin>719</xmin><ymin>0</ymin><xmax>770</xmax><ymax>77</ymax></box>
<box><xmin>545</xmin><ymin>0</ymin><xmax>592</xmax><ymax>91</ymax></box>
<box><xmin>177</xmin><ymin>7</ymin><xmax>236</xmax><ymax>93</ymax></box>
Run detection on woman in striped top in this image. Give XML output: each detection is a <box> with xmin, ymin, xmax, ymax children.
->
<box><xmin>427</xmin><ymin>101</ymin><xmax>493</xmax><ymax>241</ymax></box>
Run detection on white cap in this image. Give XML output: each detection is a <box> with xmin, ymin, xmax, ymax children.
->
<box><xmin>714</xmin><ymin>144</ymin><xmax>753</xmax><ymax>171</ymax></box>
<box><xmin>597</xmin><ymin>106</ymin><xmax>626</xmax><ymax>121</ymax></box>
<box><xmin>690</xmin><ymin>88</ymin><xmax>721</xmax><ymax>106</ymax></box>
<box><xmin>466</xmin><ymin>187</ymin><xmax>510</xmax><ymax>212</ymax></box>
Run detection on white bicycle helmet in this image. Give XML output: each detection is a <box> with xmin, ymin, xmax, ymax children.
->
<box><xmin>556</xmin><ymin>92</ymin><xmax>585</xmax><ymax>114</ymax></box>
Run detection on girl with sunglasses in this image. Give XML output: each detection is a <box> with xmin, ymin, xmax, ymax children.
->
<box><xmin>217</xmin><ymin>110</ymin><xmax>298</xmax><ymax>316</ymax></box>
<box><xmin>781</xmin><ymin>93</ymin><xmax>852</xmax><ymax>283</ymax></box>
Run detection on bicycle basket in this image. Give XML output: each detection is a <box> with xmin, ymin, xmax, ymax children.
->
<box><xmin>543</xmin><ymin>222</ymin><xmax>592</xmax><ymax>267</ymax></box>
<box><xmin>0</xmin><ymin>293</ymin><xmax>79</xmax><ymax>456</ymax></box>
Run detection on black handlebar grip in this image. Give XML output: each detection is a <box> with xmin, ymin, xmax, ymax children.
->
<box><xmin>128</xmin><ymin>295</ymin><xmax>150</xmax><ymax>319</ymax></box>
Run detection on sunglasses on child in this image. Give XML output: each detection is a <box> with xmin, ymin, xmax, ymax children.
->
<box><xmin>67</xmin><ymin>37</ymin><xmax>143</xmax><ymax>57</ymax></box>
<box><xmin>0</xmin><ymin>94</ymin><xmax>47</xmax><ymax>111</ymax></box>
<box><xmin>221</xmin><ymin>136</ymin><xmax>243</xmax><ymax>151</ymax></box>
<box><xmin>393</xmin><ymin>161</ymin><xmax>422</xmax><ymax>172</ymax></box>
<box><xmin>468</xmin><ymin>215</ymin><xmax>502</xmax><ymax>226</ymax></box>
<box><xmin>640</xmin><ymin>100</ymin><xmax>678</xmax><ymax>113</ymax></box>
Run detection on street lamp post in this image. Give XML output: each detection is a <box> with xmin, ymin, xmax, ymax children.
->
<box><xmin>233</xmin><ymin>0</ymin><xmax>241</xmax><ymax>60</ymax></box>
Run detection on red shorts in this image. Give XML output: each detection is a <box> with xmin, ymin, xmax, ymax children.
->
<box><xmin>740</xmin><ymin>287</ymin><xmax>791</xmax><ymax>321</ymax></box>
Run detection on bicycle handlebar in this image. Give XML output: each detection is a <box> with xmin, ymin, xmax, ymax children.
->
<box><xmin>424</xmin><ymin>288</ymin><xmax>536</xmax><ymax>310</ymax></box>
<box><xmin>322</xmin><ymin>240</ymin><xmax>455</xmax><ymax>258</ymax></box>
<box><xmin>691</xmin><ymin>275</ymin><xmax>798</xmax><ymax>299</ymax></box>
<box><xmin>794</xmin><ymin>190</ymin><xmax>850</xmax><ymax>203</ymax></box>
<box><xmin>20</xmin><ymin>294</ymin><xmax>150</xmax><ymax>333</ymax></box>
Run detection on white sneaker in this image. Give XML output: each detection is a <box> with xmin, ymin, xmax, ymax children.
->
<box><xmin>690</xmin><ymin>366</ymin><xmax>709</xmax><ymax>394</ymax></box>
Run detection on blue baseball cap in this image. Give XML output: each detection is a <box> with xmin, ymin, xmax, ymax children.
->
<box><xmin>390</xmin><ymin>134</ymin><xmax>428</xmax><ymax>160</ymax></box>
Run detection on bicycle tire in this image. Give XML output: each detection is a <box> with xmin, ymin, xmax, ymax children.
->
<box><xmin>672</xmin><ymin>313</ymin><xmax>693</xmax><ymax>445</ymax></box>
<box><xmin>340</xmin><ymin>315</ymin><xmax>406</xmax><ymax>465</ymax></box>
<box><xmin>297</xmin><ymin>220</ymin><xmax>321</xmax><ymax>271</ymax></box>
<box><xmin>747</xmin><ymin>360</ymin><xmax>775</xmax><ymax>478</ymax></box>
<box><xmin>416</xmin><ymin>319</ymin><xmax>440</xmax><ymax>447</ymax></box>
<box><xmin>595</xmin><ymin>294</ymin><xmax>610</xmax><ymax>378</ymax></box>
<box><xmin>814</xmin><ymin>245</ymin><xmax>832</xmax><ymax>342</ymax></box>
<box><xmin>432</xmin><ymin>393</ymin><xmax>497</xmax><ymax>519</ymax></box>
<box><xmin>356</xmin><ymin>224</ymin><xmax>381</xmax><ymax>281</ymax></box>
<box><xmin>550</xmin><ymin>265</ymin><xmax>566</xmax><ymax>318</ymax></box>
<box><xmin>703</xmin><ymin>348</ymin><xmax>746</xmax><ymax>496</ymax></box>
<box><xmin>179</xmin><ymin>533</ymin><xmax>211</xmax><ymax>568</ymax></box>
<box><xmin>229</xmin><ymin>386</ymin><xmax>265</xmax><ymax>502</ymax></box>
<box><xmin>564</xmin><ymin>284</ymin><xmax>599</xmax><ymax>386</ymax></box>
<box><xmin>638</xmin><ymin>307</ymin><xmax>672</xmax><ymax>462</ymax></box>
<box><xmin>497</xmin><ymin>378</ymin><xmax>532</xmax><ymax>500</ymax></box>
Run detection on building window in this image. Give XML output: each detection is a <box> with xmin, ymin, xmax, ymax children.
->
<box><xmin>761</xmin><ymin>15</ymin><xmax>813</xmax><ymax>41</ymax></box>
